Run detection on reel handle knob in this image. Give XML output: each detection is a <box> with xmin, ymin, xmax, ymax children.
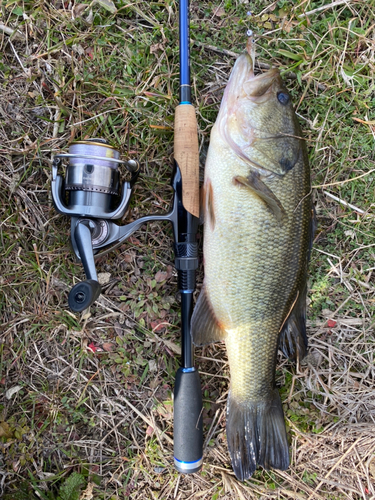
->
<box><xmin>68</xmin><ymin>280</ymin><xmax>101</xmax><ymax>312</ymax></box>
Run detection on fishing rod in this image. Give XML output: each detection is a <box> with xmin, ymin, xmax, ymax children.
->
<box><xmin>172</xmin><ymin>0</ymin><xmax>203</xmax><ymax>475</ymax></box>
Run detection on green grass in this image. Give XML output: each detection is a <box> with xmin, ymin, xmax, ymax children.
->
<box><xmin>1</xmin><ymin>0</ymin><xmax>375</xmax><ymax>498</ymax></box>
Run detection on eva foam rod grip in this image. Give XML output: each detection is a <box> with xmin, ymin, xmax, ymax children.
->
<box><xmin>174</xmin><ymin>104</ymin><xmax>200</xmax><ymax>218</ymax></box>
<box><xmin>173</xmin><ymin>368</ymin><xmax>203</xmax><ymax>473</ymax></box>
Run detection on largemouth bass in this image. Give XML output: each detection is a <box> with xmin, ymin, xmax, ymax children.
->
<box><xmin>191</xmin><ymin>43</ymin><xmax>314</xmax><ymax>481</ymax></box>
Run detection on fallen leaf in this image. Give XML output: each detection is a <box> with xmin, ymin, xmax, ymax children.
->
<box><xmin>150</xmin><ymin>43</ymin><xmax>164</xmax><ymax>54</ymax></box>
<box><xmin>6</xmin><ymin>385</ymin><xmax>22</xmax><ymax>400</ymax></box>
<box><xmin>102</xmin><ymin>343</ymin><xmax>115</xmax><ymax>352</ymax></box>
<box><xmin>85</xmin><ymin>47</ymin><xmax>94</xmax><ymax>60</ymax></box>
<box><xmin>123</xmin><ymin>253</ymin><xmax>133</xmax><ymax>263</ymax></box>
<box><xmin>214</xmin><ymin>6</ymin><xmax>226</xmax><ymax>17</ymax></box>
<box><xmin>0</xmin><ymin>421</ymin><xmax>13</xmax><ymax>438</ymax></box>
<box><xmin>129</xmin><ymin>236</ymin><xmax>141</xmax><ymax>245</ymax></box>
<box><xmin>166</xmin><ymin>265</ymin><xmax>173</xmax><ymax>278</ymax></box>
<box><xmin>151</xmin><ymin>320</ymin><xmax>167</xmax><ymax>332</ymax></box>
<box><xmin>148</xmin><ymin>360</ymin><xmax>157</xmax><ymax>372</ymax></box>
<box><xmin>327</xmin><ymin>319</ymin><xmax>337</xmax><ymax>328</ymax></box>
<box><xmin>114</xmin><ymin>322</ymin><xmax>123</xmax><ymax>335</ymax></box>
<box><xmin>81</xmin><ymin>310</ymin><xmax>91</xmax><ymax>320</ymax></box>
<box><xmin>146</xmin><ymin>425</ymin><xmax>154</xmax><ymax>436</ymax></box>
<box><xmin>79</xmin><ymin>482</ymin><xmax>94</xmax><ymax>500</ymax></box>
<box><xmin>73</xmin><ymin>3</ymin><xmax>87</xmax><ymax>16</ymax></box>
<box><xmin>93</xmin><ymin>0</ymin><xmax>117</xmax><ymax>13</ymax></box>
<box><xmin>155</xmin><ymin>270</ymin><xmax>168</xmax><ymax>282</ymax></box>
<box><xmin>98</xmin><ymin>272</ymin><xmax>111</xmax><ymax>285</ymax></box>
<box><xmin>163</xmin><ymin>339</ymin><xmax>181</xmax><ymax>355</ymax></box>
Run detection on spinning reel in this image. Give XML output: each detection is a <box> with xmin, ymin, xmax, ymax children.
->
<box><xmin>51</xmin><ymin>138</ymin><xmax>194</xmax><ymax>313</ymax></box>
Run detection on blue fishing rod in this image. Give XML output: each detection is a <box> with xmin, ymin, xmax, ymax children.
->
<box><xmin>172</xmin><ymin>0</ymin><xmax>203</xmax><ymax>474</ymax></box>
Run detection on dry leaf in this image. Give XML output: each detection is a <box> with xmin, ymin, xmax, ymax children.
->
<box><xmin>148</xmin><ymin>360</ymin><xmax>157</xmax><ymax>372</ymax></box>
<box><xmin>155</xmin><ymin>270</ymin><xmax>168</xmax><ymax>282</ymax></box>
<box><xmin>123</xmin><ymin>253</ymin><xmax>133</xmax><ymax>263</ymax></box>
<box><xmin>81</xmin><ymin>310</ymin><xmax>91</xmax><ymax>320</ymax></box>
<box><xmin>150</xmin><ymin>43</ymin><xmax>164</xmax><ymax>54</ymax></box>
<box><xmin>98</xmin><ymin>272</ymin><xmax>111</xmax><ymax>285</ymax></box>
<box><xmin>73</xmin><ymin>3</ymin><xmax>87</xmax><ymax>17</ymax></box>
<box><xmin>163</xmin><ymin>339</ymin><xmax>181</xmax><ymax>355</ymax></box>
<box><xmin>151</xmin><ymin>319</ymin><xmax>167</xmax><ymax>332</ymax></box>
<box><xmin>0</xmin><ymin>421</ymin><xmax>13</xmax><ymax>438</ymax></box>
<box><xmin>146</xmin><ymin>425</ymin><xmax>154</xmax><ymax>436</ymax></box>
<box><xmin>94</xmin><ymin>0</ymin><xmax>117</xmax><ymax>14</ymax></box>
<box><xmin>5</xmin><ymin>385</ymin><xmax>22</xmax><ymax>400</ymax></box>
<box><xmin>80</xmin><ymin>482</ymin><xmax>94</xmax><ymax>500</ymax></box>
<box><xmin>214</xmin><ymin>7</ymin><xmax>226</xmax><ymax>17</ymax></box>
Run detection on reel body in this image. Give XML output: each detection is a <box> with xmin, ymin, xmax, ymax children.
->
<box><xmin>51</xmin><ymin>139</ymin><xmax>140</xmax><ymax>312</ymax></box>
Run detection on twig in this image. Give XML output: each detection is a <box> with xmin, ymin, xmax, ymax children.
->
<box><xmin>113</xmin><ymin>389</ymin><xmax>173</xmax><ymax>445</ymax></box>
<box><xmin>323</xmin><ymin>190</ymin><xmax>366</xmax><ymax>214</ymax></box>
<box><xmin>313</xmin><ymin>168</ymin><xmax>375</xmax><ymax>188</ymax></box>
<box><xmin>0</xmin><ymin>23</ymin><xmax>24</xmax><ymax>40</ymax></box>
<box><xmin>8</xmin><ymin>40</ymin><xmax>40</xmax><ymax>92</ymax></box>
<box><xmin>203</xmin><ymin>408</ymin><xmax>223</xmax><ymax>450</ymax></box>
<box><xmin>298</xmin><ymin>0</ymin><xmax>351</xmax><ymax>18</ymax></box>
<box><xmin>53</xmin><ymin>108</ymin><xmax>61</xmax><ymax>139</ymax></box>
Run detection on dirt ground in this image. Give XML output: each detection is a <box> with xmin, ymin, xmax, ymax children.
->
<box><xmin>1</xmin><ymin>1</ymin><xmax>375</xmax><ymax>499</ymax></box>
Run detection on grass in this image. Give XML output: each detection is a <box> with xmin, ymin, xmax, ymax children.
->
<box><xmin>1</xmin><ymin>0</ymin><xmax>375</xmax><ymax>498</ymax></box>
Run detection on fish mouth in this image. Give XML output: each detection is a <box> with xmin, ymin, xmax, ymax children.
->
<box><xmin>230</xmin><ymin>52</ymin><xmax>281</xmax><ymax>100</ymax></box>
<box><xmin>215</xmin><ymin>46</ymin><xmax>285</xmax><ymax>177</ymax></box>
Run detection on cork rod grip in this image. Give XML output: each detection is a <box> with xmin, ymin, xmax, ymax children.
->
<box><xmin>174</xmin><ymin>104</ymin><xmax>200</xmax><ymax>218</ymax></box>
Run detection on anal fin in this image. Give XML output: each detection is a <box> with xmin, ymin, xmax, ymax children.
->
<box><xmin>279</xmin><ymin>284</ymin><xmax>308</xmax><ymax>360</ymax></box>
<box><xmin>191</xmin><ymin>285</ymin><xmax>227</xmax><ymax>346</ymax></box>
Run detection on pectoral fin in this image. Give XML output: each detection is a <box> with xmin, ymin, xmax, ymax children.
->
<box><xmin>233</xmin><ymin>172</ymin><xmax>286</xmax><ymax>222</ymax></box>
<box><xmin>191</xmin><ymin>285</ymin><xmax>227</xmax><ymax>345</ymax></box>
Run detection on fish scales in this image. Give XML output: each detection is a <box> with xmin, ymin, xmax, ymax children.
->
<box><xmin>191</xmin><ymin>43</ymin><xmax>313</xmax><ymax>480</ymax></box>
<box><xmin>205</xmin><ymin>131</ymin><xmax>309</xmax><ymax>398</ymax></box>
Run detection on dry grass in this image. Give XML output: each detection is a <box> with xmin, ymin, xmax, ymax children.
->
<box><xmin>1</xmin><ymin>0</ymin><xmax>375</xmax><ymax>499</ymax></box>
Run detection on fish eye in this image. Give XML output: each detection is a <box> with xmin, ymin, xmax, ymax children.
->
<box><xmin>277</xmin><ymin>92</ymin><xmax>290</xmax><ymax>105</ymax></box>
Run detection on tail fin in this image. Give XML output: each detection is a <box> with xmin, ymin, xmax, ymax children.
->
<box><xmin>226</xmin><ymin>390</ymin><xmax>289</xmax><ymax>481</ymax></box>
